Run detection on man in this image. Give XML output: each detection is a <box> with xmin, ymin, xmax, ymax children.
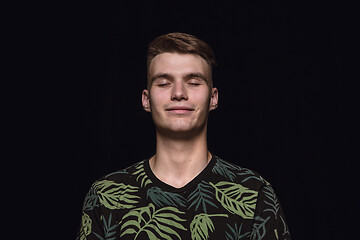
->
<box><xmin>77</xmin><ymin>32</ymin><xmax>291</xmax><ymax>240</ymax></box>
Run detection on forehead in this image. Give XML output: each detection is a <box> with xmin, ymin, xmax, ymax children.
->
<box><xmin>148</xmin><ymin>53</ymin><xmax>210</xmax><ymax>77</ymax></box>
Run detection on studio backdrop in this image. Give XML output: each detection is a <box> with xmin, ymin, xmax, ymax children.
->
<box><xmin>48</xmin><ymin>1</ymin><xmax>351</xmax><ymax>239</ymax></box>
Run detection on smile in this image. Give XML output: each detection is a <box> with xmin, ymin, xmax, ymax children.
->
<box><xmin>167</xmin><ymin>109</ymin><xmax>193</xmax><ymax>114</ymax></box>
<box><xmin>166</xmin><ymin>106</ymin><xmax>194</xmax><ymax>114</ymax></box>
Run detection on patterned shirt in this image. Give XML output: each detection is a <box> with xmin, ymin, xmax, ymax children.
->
<box><xmin>77</xmin><ymin>155</ymin><xmax>291</xmax><ymax>240</ymax></box>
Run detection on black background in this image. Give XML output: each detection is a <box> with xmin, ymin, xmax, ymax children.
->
<box><xmin>32</xmin><ymin>1</ymin><xmax>356</xmax><ymax>239</ymax></box>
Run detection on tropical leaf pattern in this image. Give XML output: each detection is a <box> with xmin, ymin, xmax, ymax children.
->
<box><xmin>187</xmin><ymin>181</ymin><xmax>218</xmax><ymax>213</ymax></box>
<box><xmin>132</xmin><ymin>161</ymin><xmax>152</xmax><ymax>187</ymax></box>
<box><xmin>120</xmin><ymin>203</ymin><xmax>186</xmax><ymax>239</ymax></box>
<box><xmin>263</xmin><ymin>186</ymin><xmax>280</xmax><ymax>218</ymax></box>
<box><xmin>210</xmin><ymin>181</ymin><xmax>258</xmax><ymax>219</ymax></box>
<box><xmin>93</xmin><ymin>213</ymin><xmax>117</xmax><ymax>240</ymax></box>
<box><xmin>92</xmin><ymin>180</ymin><xmax>140</xmax><ymax>209</ymax></box>
<box><xmin>237</xmin><ymin>169</ymin><xmax>263</xmax><ymax>184</ymax></box>
<box><xmin>190</xmin><ymin>213</ymin><xmax>228</xmax><ymax>240</ymax></box>
<box><xmin>82</xmin><ymin>187</ymin><xmax>99</xmax><ymax>211</ymax></box>
<box><xmin>78</xmin><ymin>211</ymin><xmax>92</xmax><ymax>240</ymax></box>
<box><xmin>147</xmin><ymin>186</ymin><xmax>186</xmax><ymax>207</ymax></box>
<box><xmin>250</xmin><ymin>216</ymin><xmax>270</xmax><ymax>240</ymax></box>
<box><xmin>77</xmin><ymin>156</ymin><xmax>291</xmax><ymax>240</ymax></box>
<box><xmin>225</xmin><ymin>223</ymin><xmax>250</xmax><ymax>240</ymax></box>
<box><xmin>212</xmin><ymin>158</ymin><xmax>241</xmax><ymax>181</ymax></box>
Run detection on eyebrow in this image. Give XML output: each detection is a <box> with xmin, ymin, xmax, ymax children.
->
<box><xmin>150</xmin><ymin>72</ymin><xmax>209</xmax><ymax>85</ymax></box>
<box><xmin>150</xmin><ymin>73</ymin><xmax>173</xmax><ymax>84</ymax></box>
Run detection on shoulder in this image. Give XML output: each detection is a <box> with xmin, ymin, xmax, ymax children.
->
<box><xmin>212</xmin><ymin>155</ymin><xmax>271</xmax><ymax>191</ymax></box>
<box><xmin>90</xmin><ymin>159</ymin><xmax>148</xmax><ymax>189</ymax></box>
<box><xmin>85</xmin><ymin>160</ymin><xmax>148</xmax><ymax>210</ymax></box>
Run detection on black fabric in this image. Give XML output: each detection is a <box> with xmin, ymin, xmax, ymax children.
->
<box><xmin>77</xmin><ymin>155</ymin><xmax>291</xmax><ymax>240</ymax></box>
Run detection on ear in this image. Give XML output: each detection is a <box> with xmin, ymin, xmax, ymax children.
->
<box><xmin>142</xmin><ymin>89</ymin><xmax>151</xmax><ymax>112</ymax></box>
<box><xmin>209</xmin><ymin>87</ymin><xmax>218</xmax><ymax>111</ymax></box>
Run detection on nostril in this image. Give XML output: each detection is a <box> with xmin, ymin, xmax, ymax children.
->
<box><xmin>171</xmin><ymin>92</ymin><xmax>188</xmax><ymax>101</ymax></box>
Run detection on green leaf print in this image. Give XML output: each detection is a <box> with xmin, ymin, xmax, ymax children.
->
<box><xmin>79</xmin><ymin>211</ymin><xmax>92</xmax><ymax>240</ymax></box>
<box><xmin>120</xmin><ymin>203</ymin><xmax>187</xmax><ymax>240</ymax></box>
<box><xmin>190</xmin><ymin>213</ymin><xmax>228</xmax><ymax>240</ymax></box>
<box><xmin>82</xmin><ymin>187</ymin><xmax>99</xmax><ymax>211</ymax></box>
<box><xmin>237</xmin><ymin>169</ymin><xmax>263</xmax><ymax>184</ymax></box>
<box><xmin>93</xmin><ymin>213</ymin><xmax>117</xmax><ymax>240</ymax></box>
<box><xmin>105</xmin><ymin>169</ymin><xmax>128</xmax><ymax>178</ymax></box>
<box><xmin>250</xmin><ymin>216</ymin><xmax>270</xmax><ymax>240</ymax></box>
<box><xmin>92</xmin><ymin>180</ymin><xmax>140</xmax><ymax>209</ymax></box>
<box><xmin>210</xmin><ymin>181</ymin><xmax>258</xmax><ymax>219</ymax></box>
<box><xmin>263</xmin><ymin>185</ymin><xmax>280</xmax><ymax>217</ymax></box>
<box><xmin>212</xmin><ymin>159</ymin><xmax>241</xmax><ymax>181</ymax></box>
<box><xmin>187</xmin><ymin>181</ymin><xmax>218</xmax><ymax>213</ymax></box>
<box><xmin>280</xmin><ymin>215</ymin><xmax>290</xmax><ymax>237</ymax></box>
<box><xmin>147</xmin><ymin>186</ymin><xmax>186</xmax><ymax>207</ymax></box>
<box><xmin>225</xmin><ymin>223</ymin><xmax>250</xmax><ymax>240</ymax></box>
<box><xmin>132</xmin><ymin>161</ymin><xmax>152</xmax><ymax>187</ymax></box>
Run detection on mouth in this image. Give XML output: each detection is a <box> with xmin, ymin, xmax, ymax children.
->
<box><xmin>166</xmin><ymin>106</ymin><xmax>194</xmax><ymax>114</ymax></box>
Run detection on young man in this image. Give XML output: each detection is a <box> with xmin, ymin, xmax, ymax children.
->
<box><xmin>77</xmin><ymin>32</ymin><xmax>291</xmax><ymax>240</ymax></box>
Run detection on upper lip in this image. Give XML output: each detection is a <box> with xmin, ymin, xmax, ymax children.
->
<box><xmin>166</xmin><ymin>106</ymin><xmax>194</xmax><ymax>111</ymax></box>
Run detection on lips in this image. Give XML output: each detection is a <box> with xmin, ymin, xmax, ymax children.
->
<box><xmin>166</xmin><ymin>106</ymin><xmax>194</xmax><ymax>114</ymax></box>
<box><xmin>166</xmin><ymin>106</ymin><xmax>194</xmax><ymax>111</ymax></box>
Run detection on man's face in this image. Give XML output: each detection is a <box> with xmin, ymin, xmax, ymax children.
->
<box><xmin>142</xmin><ymin>53</ymin><xmax>218</xmax><ymax>138</ymax></box>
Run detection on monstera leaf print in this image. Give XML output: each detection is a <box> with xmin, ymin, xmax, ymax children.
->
<box><xmin>210</xmin><ymin>181</ymin><xmax>258</xmax><ymax>219</ymax></box>
<box><xmin>120</xmin><ymin>203</ymin><xmax>187</xmax><ymax>240</ymax></box>
<box><xmin>92</xmin><ymin>180</ymin><xmax>140</xmax><ymax>209</ymax></box>
<box><xmin>190</xmin><ymin>213</ymin><xmax>228</xmax><ymax>240</ymax></box>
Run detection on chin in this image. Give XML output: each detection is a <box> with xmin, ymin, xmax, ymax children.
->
<box><xmin>167</xmin><ymin>125</ymin><xmax>194</xmax><ymax>133</ymax></box>
<box><xmin>158</xmin><ymin>123</ymin><xmax>206</xmax><ymax>138</ymax></box>
<box><xmin>154</xmin><ymin>117</ymin><xmax>207</xmax><ymax>137</ymax></box>
<box><xmin>161</xmin><ymin>129</ymin><xmax>200</xmax><ymax>139</ymax></box>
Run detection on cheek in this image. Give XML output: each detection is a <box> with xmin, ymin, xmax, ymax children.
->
<box><xmin>149</xmin><ymin>91</ymin><xmax>167</xmax><ymax>110</ymax></box>
<box><xmin>191</xmin><ymin>90</ymin><xmax>211</xmax><ymax>107</ymax></box>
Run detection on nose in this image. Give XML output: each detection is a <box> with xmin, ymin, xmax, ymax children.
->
<box><xmin>171</xmin><ymin>81</ymin><xmax>188</xmax><ymax>101</ymax></box>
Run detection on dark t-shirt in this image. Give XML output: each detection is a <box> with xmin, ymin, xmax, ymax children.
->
<box><xmin>77</xmin><ymin>155</ymin><xmax>291</xmax><ymax>240</ymax></box>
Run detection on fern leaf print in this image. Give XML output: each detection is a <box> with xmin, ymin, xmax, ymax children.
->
<box><xmin>132</xmin><ymin>161</ymin><xmax>152</xmax><ymax>187</ymax></box>
<box><xmin>92</xmin><ymin>180</ymin><xmax>140</xmax><ymax>209</ymax></box>
<box><xmin>187</xmin><ymin>181</ymin><xmax>218</xmax><ymax>213</ymax></box>
<box><xmin>190</xmin><ymin>213</ymin><xmax>228</xmax><ymax>240</ymax></box>
<box><xmin>147</xmin><ymin>186</ymin><xmax>186</xmax><ymax>207</ymax></box>
<box><xmin>77</xmin><ymin>155</ymin><xmax>291</xmax><ymax>240</ymax></box>
<box><xmin>210</xmin><ymin>181</ymin><xmax>258</xmax><ymax>219</ymax></box>
<box><xmin>120</xmin><ymin>203</ymin><xmax>186</xmax><ymax>239</ymax></box>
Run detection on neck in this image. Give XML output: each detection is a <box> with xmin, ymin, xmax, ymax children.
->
<box><xmin>149</xmin><ymin>127</ymin><xmax>211</xmax><ymax>188</ymax></box>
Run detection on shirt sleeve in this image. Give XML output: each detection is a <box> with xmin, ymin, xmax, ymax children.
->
<box><xmin>250</xmin><ymin>184</ymin><xmax>291</xmax><ymax>240</ymax></box>
<box><xmin>76</xmin><ymin>186</ymin><xmax>105</xmax><ymax>240</ymax></box>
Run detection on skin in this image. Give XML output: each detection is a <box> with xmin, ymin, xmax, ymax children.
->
<box><xmin>142</xmin><ymin>53</ymin><xmax>218</xmax><ymax>188</ymax></box>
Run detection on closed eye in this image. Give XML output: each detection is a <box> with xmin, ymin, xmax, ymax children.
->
<box><xmin>188</xmin><ymin>80</ymin><xmax>202</xmax><ymax>86</ymax></box>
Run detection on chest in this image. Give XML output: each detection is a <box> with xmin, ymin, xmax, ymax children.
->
<box><xmin>99</xmin><ymin>181</ymin><xmax>256</xmax><ymax>240</ymax></box>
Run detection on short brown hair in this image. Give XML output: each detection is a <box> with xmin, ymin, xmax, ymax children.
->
<box><xmin>147</xmin><ymin>32</ymin><xmax>217</xmax><ymax>71</ymax></box>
